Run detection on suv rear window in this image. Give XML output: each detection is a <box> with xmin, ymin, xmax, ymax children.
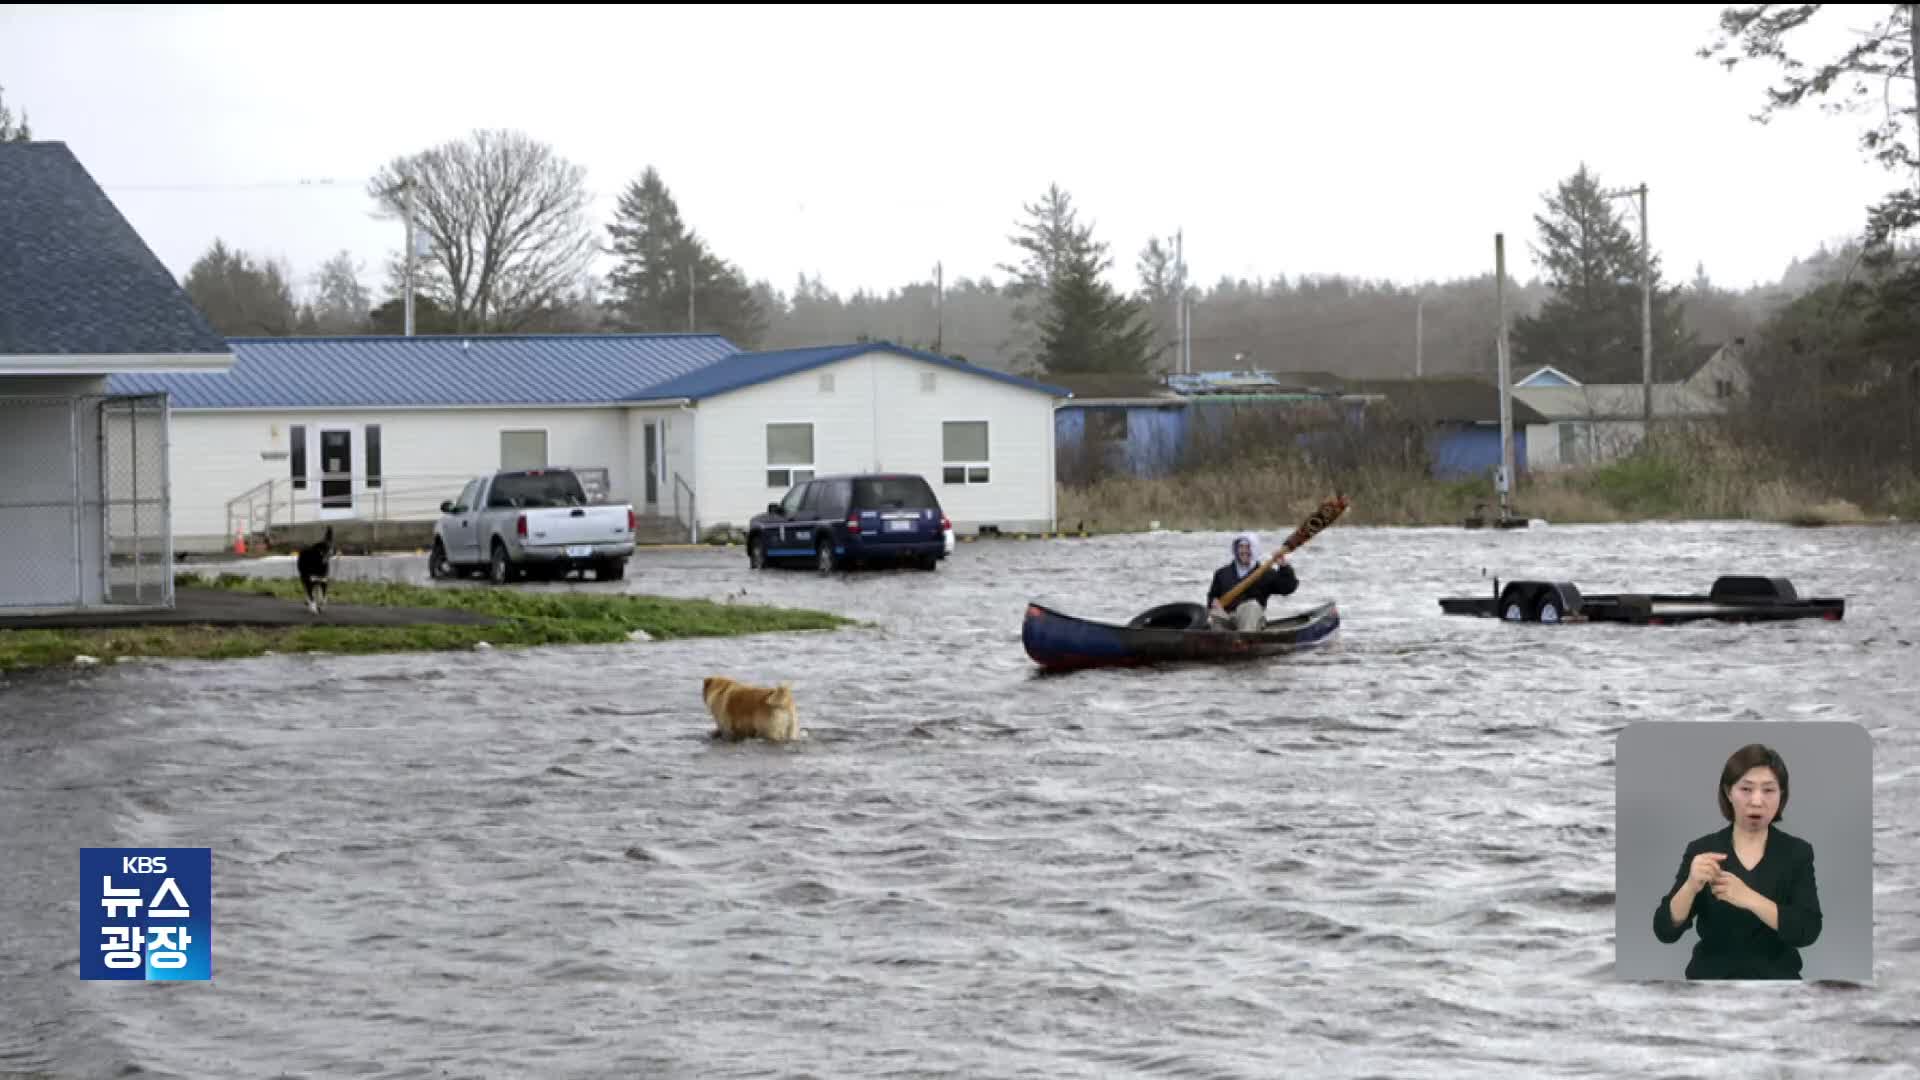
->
<box><xmin>853</xmin><ymin>476</ymin><xmax>938</xmax><ymax>510</ymax></box>
<box><xmin>490</xmin><ymin>471</ymin><xmax>588</xmax><ymax>508</ymax></box>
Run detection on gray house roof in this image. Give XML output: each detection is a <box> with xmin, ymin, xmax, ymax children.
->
<box><xmin>0</xmin><ymin>142</ymin><xmax>230</xmax><ymax>358</ymax></box>
<box><xmin>1342</xmin><ymin>377</ymin><xmax>1550</xmax><ymax>427</ymax></box>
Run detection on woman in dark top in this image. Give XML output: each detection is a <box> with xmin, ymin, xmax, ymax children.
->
<box><xmin>1653</xmin><ymin>743</ymin><xmax>1823</xmax><ymax>979</ymax></box>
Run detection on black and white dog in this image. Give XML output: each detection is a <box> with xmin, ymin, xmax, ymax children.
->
<box><xmin>297</xmin><ymin>526</ymin><xmax>335</xmax><ymax>614</ymax></box>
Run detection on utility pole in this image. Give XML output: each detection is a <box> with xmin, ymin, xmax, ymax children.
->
<box><xmin>1604</xmin><ymin>183</ymin><xmax>1653</xmax><ymax>429</ymax></box>
<box><xmin>1415</xmin><ymin>293</ymin><xmax>1425</xmax><ymax>377</ymax></box>
<box><xmin>402</xmin><ymin>178</ymin><xmax>416</xmax><ymax>337</ymax></box>
<box><xmin>379</xmin><ymin>177</ymin><xmax>419</xmax><ymax>336</ymax></box>
<box><xmin>1638</xmin><ymin>184</ymin><xmax>1651</xmax><ymax>429</ymax></box>
<box><xmin>1175</xmin><ymin>282</ymin><xmax>1190</xmax><ymax>374</ymax></box>
<box><xmin>1495</xmin><ymin>233</ymin><xmax>1514</xmax><ymax>520</ymax></box>
<box><xmin>934</xmin><ymin>261</ymin><xmax>944</xmax><ymax>353</ymax></box>
<box><xmin>1176</xmin><ymin>229</ymin><xmax>1191</xmax><ymax>374</ymax></box>
<box><xmin>1172</xmin><ymin>230</ymin><xmax>1185</xmax><ymax>374</ymax></box>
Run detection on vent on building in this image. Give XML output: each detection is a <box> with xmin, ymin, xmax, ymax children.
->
<box><xmin>820</xmin><ymin>372</ymin><xmax>835</xmax><ymax>392</ymax></box>
<box><xmin>921</xmin><ymin>372</ymin><xmax>936</xmax><ymax>393</ymax></box>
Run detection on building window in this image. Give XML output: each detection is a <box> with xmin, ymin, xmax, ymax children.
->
<box><xmin>1715</xmin><ymin>378</ymin><xmax>1733</xmax><ymax>399</ymax></box>
<box><xmin>366</xmin><ymin>424</ymin><xmax>383</xmax><ymax>489</ymax></box>
<box><xmin>819</xmin><ymin>372</ymin><xmax>835</xmax><ymax>393</ymax></box>
<box><xmin>942</xmin><ymin>420</ymin><xmax>989</xmax><ymax>484</ymax></box>
<box><xmin>1087</xmin><ymin>409</ymin><xmax>1127</xmax><ymax>443</ymax></box>
<box><xmin>767</xmin><ymin>422</ymin><xmax>815</xmax><ymax>488</ymax></box>
<box><xmin>290</xmin><ymin>424</ymin><xmax>307</xmax><ymax>490</ymax></box>
<box><xmin>501</xmin><ymin>430</ymin><xmax>548</xmax><ymax>471</ymax></box>
<box><xmin>921</xmin><ymin>371</ymin><xmax>937</xmax><ymax>393</ymax></box>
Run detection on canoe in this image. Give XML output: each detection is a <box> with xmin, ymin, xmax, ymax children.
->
<box><xmin>1438</xmin><ymin>575</ymin><xmax>1846</xmax><ymax>625</ymax></box>
<box><xmin>1022</xmin><ymin>600</ymin><xmax>1341</xmax><ymax>672</ymax></box>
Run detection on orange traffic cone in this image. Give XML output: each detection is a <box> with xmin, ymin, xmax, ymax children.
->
<box><xmin>233</xmin><ymin>530</ymin><xmax>247</xmax><ymax>556</ymax></box>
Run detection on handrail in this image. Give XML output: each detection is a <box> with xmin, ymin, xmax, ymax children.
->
<box><xmin>224</xmin><ymin>465</ymin><xmax>622</xmax><ymax>540</ymax></box>
<box><xmin>224</xmin><ymin>478</ymin><xmax>277</xmax><ymax>545</ymax></box>
<box><xmin>672</xmin><ymin>472</ymin><xmax>697</xmax><ymax>543</ymax></box>
<box><xmin>224</xmin><ymin>472</ymin><xmax>491</xmax><ymax>539</ymax></box>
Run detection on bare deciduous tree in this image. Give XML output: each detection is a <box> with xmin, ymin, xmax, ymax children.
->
<box><xmin>0</xmin><ymin>84</ymin><xmax>32</xmax><ymax>142</ymax></box>
<box><xmin>367</xmin><ymin>130</ymin><xmax>596</xmax><ymax>333</ymax></box>
<box><xmin>304</xmin><ymin>250</ymin><xmax>373</xmax><ymax>334</ymax></box>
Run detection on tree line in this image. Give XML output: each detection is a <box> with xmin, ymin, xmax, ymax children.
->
<box><xmin>1701</xmin><ymin>3</ymin><xmax>1920</xmax><ymax>505</ymax></box>
<box><xmin>5</xmin><ymin>59</ymin><xmax>1900</xmax><ymax>443</ymax></box>
<box><xmin>153</xmin><ymin>117</ymin><xmax>1834</xmax><ymax>386</ymax></box>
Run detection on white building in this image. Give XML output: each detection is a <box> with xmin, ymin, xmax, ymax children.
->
<box><xmin>1514</xmin><ymin>344</ymin><xmax>1750</xmax><ymax>469</ymax></box>
<box><xmin>107</xmin><ymin>338</ymin><xmax>1067</xmax><ymax>551</ymax></box>
<box><xmin>106</xmin><ymin>334</ymin><xmax>737</xmax><ymax>551</ymax></box>
<box><xmin>1</xmin><ymin>142</ymin><xmax>233</xmax><ymax>613</ymax></box>
<box><xmin>627</xmin><ymin>343</ymin><xmax>1068</xmax><ymax>534</ymax></box>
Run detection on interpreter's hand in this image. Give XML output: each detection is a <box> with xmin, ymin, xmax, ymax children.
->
<box><xmin>1709</xmin><ymin>870</ymin><xmax>1759</xmax><ymax>911</ymax></box>
<box><xmin>1686</xmin><ymin>851</ymin><xmax>1727</xmax><ymax>892</ymax></box>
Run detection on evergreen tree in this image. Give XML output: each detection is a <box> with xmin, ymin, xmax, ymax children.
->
<box><xmin>182</xmin><ymin>240</ymin><xmax>299</xmax><ymax>337</ymax></box>
<box><xmin>1510</xmin><ymin>164</ymin><xmax>1692</xmax><ymax>382</ymax></box>
<box><xmin>605</xmin><ymin>167</ymin><xmax>765</xmax><ymax>346</ymax></box>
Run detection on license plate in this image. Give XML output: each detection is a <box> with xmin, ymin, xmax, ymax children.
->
<box><xmin>566</xmin><ymin>545</ymin><xmax>593</xmax><ymax>557</ymax></box>
<box><xmin>884</xmin><ymin>520</ymin><xmax>915</xmax><ymax>533</ymax></box>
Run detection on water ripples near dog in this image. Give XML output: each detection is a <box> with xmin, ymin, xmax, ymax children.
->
<box><xmin>3</xmin><ymin>521</ymin><xmax>1918</xmax><ymax>1077</ymax></box>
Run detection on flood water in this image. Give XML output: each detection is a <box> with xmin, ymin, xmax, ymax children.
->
<box><xmin>3</xmin><ymin>521</ymin><xmax>1918</xmax><ymax>1078</ymax></box>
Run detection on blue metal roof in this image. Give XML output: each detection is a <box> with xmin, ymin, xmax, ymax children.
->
<box><xmin>0</xmin><ymin>142</ymin><xmax>230</xmax><ymax>356</ymax></box>
<box><xmin>625</xmin><ymin>342</ymin><xmax>1071</xmax><ymax>401</ymax></box>
<box><xmin>106</xmin><ymin>334</ymin><xmax>740</xmax><ymax>408</ymax></box>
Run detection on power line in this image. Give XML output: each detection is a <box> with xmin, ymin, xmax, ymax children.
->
<box><xmin>103</xmin><ymin>177</ymin><xmax>364</xmax><ymax>193</ymax></box>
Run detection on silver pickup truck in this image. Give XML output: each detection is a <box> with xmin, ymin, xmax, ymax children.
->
<box><xmin>430</xmin><ymin>468</ymin><xmax>635</xmax><ymax>584</ymax></box>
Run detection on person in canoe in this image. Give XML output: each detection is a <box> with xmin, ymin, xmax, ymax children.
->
<box><xmin>1207</xmin><ymin>531</ymin><xmax>1298</xmax><ymax>631</ymax></box>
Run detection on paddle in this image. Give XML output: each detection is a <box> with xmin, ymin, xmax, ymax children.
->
<box><xmin>1215</xmin><ymin>492</ymin><xmax>1352</xmax><ymax>612</ymax></box>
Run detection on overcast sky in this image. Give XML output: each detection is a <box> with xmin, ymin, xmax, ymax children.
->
<box><xmin>0</xmin><ymin>4</ymin><xmax>1905</xmax><ymax>301</ymax></box>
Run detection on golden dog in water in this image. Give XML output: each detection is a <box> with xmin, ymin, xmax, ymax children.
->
<box><xmin>702</xmin><ymin>675</ymin><xmax>800</xmax><ymax>742</ymax></box>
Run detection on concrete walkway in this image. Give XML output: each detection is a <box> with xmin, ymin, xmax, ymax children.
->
<box><xmin>0</xmin><ymin>588</ymin><xmax>500</xmax><ymax>631</ymax></box>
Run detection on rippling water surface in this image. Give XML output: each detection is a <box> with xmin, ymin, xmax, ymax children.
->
<box><xmin>3</xmin><ymin>521</ymin><xmax>1918</xmax><ymax>1079</ymax></box>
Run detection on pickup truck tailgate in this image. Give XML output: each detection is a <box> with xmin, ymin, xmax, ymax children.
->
<box><xmin>522</xmin><ymin>506</ymin><xmax>630</xmax><ymax>547</ymax></box>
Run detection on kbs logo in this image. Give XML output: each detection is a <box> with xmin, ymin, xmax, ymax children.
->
<box><xmin>79</xmin><ymin>848</ymin><xmax>211</xmax><ymax>981</ymax></box>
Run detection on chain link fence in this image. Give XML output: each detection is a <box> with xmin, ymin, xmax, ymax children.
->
<box><xmin>0</xmin><ymin>393</ymin><xmax>170</xmax><ymax>611</ymax></box>
<box><xmin>0</xmin><ymin>396</ymin><xmax>86</xmax><ymax>609</ymax></box>
<box><xmin>100</xmin><ymin>394</ymin><xmax>171</xmax><ymax>607</ymax></box>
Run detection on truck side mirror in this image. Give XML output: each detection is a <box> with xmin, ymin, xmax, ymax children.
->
<box><xmin>440</xmin><ymin>501</ymin><xmax>454</xmax><ymax>514</ymax></box>
<box><xmin>767</xmin><ymin>502</ymin><xmax>783</xmax><ymax>516</ymax></box>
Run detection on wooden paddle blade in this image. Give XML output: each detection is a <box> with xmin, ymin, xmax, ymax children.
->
<box><xmin>1279</xmin><ymin>493</ymin><xmax>1351</xmax><ymax>553</ymax></box>
<box><xmin>1215</xmin><ymin>493</ymin><xmax>1351</xmax><ymax>611</ymax></box>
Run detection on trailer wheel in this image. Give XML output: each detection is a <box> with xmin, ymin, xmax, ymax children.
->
<box><xmin>1503</xmin><ymin>599</ymin><xmax>1528</xmax><ymax>622</ymax></box>
<box><xmin>1535</xmin><ymin>595</ymin><xmax>1563</xmax><ymax>623</ymax></box>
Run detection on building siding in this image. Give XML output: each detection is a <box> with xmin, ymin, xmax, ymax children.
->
<box><xmin>1429</xmin><ymin>426</ymin><xmax>1528</xmax><ymax>480</ymax></box>
<box><xmin>167</xmin><ymin>407</ymin><xmax>633</xmax><ymax>546</ymax></box>
<box><xmin>1056</xmin><ymin>405</ymin><xmax>1188</xmax><ymax>477</ymax></box>
<box><xmin>693</xmin><ymin>352</ymin><xmax>1056</xmax><ymax>532</ymax></box>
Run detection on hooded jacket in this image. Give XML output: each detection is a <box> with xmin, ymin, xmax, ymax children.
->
<box><xmin>1207</xmin><ymin>531</ymin><xmax>1299</xmax><ymax>612</ymax></box>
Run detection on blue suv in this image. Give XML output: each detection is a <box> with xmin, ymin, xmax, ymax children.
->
<box><xmin>748</xmin><ymin>473</ymin><xmax>951</xmax><ymax>572</ymax></box>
